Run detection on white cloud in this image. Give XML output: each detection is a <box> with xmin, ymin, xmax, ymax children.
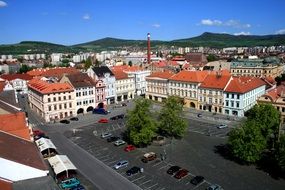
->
<box><xmin>276</xmin><ymin>29</ymin><xmax>285</xmax><ymax>35</ymax></box>
<box><xmin>0</xmin><ymin>1</ymin><xmax>7</xmax><ymax>7</ymax></box>
<box><xmin>201</xmin><ymin>19</ymin><xmax>222</xmax><ymax>26</ymax></box>
<box><xmin>234</xmin><ymin>31</ymin><xmax>251</xmax><ymax>36</ymax></box>
<box><xmin>152</xmin><ymin>23</ymin><xmax>161</xmax><ymax>28</ymax></box>
<box><xmin>200</xmin><ymin>19</ymin><xmax>251</xmax><ymax>28</ymax></box>
<box><xmin>83</xmin><ymin>14</ymin><xmax>90</xmax><ymax>20</ymax></box>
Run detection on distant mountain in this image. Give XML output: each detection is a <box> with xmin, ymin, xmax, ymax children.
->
<box><xmin>1</xmin><ymin>32</ymin><xmax>285</xmax><ymax>54</ymax></box>
<box><xmin>0</xmin><ymin>41</ymin><xmax>84</xmax><ymax>55</ymax></box>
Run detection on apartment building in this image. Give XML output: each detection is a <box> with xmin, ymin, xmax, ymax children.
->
<box><xmin>198</xmin><ymin>70</ymin><xmax>232</xmax><ymax>113</ymax></box>
<box><xmin>145</xmin><ymin>71</ymin><xmax>174</xmax><ymax>102</ymax></box>
<box><xmin>168</xmin><ymin>70</ymin><xmax>208</xmax><ymax>108</ymax></box>
<box><xmin>112</xmin><ymin>69</ymin><xmax>135</xmax><ymax>102</ymax></box>
<box><xmin>28</xmin><ymin>78</ymin><xmax>75</xmax><ymax>122</ymax></box>
<box><xmin>60</xmin><ymin>73</ymin><xmax>97</xmax><ymax>114</ymax></box>
<box><xmin>224</xmin><ymin>76</ymin><xmax>266</xmax><ymax>117</ymax></box>
<box><xmin>0</xmin><ymin>73</ymin><xmax>33</xmax><ymax>94</ymax></box>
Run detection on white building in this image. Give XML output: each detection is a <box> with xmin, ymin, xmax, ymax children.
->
<box><xmin>223</xmin><ymin>76</ymin><xmax>266</xmax><ymax>117</ymax></box>
<box><xmin>112</xmin><ymin>70</ymin><xmax>135</xmax><ymax>102</ymax></box>
<box><xmin>51</xmin><ymin>53</ymin><xmax>62</xmax><ymax>64</ymax></box>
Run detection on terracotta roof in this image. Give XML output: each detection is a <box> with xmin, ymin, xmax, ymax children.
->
<box><xmin>28</xmin><ymin>78</ymin><xmax>74</xmax><ymax>94</ymax></box>
<box><xmin>112</xmin><ymin>70</ymin><xmax>129</xmax><ymax>80</ymax></box>
<box><xmin>200</xmin><ymin>70</ymin><xmax>231</xmax><ymax>90</ymax></box>
<box><xmin>185</xmin><ymin>53</ymin><xmax>207</xmax><ymax>64</ymax></box>
<box><xmin>27</xmin><ymin>67</ymin><xmax>79</xmax><ymax>78</ymax></box>
<box><xmin>225</xmin><ymin>76</ymin><xmax>266</xmax><ymax>93</ymax></box>
<box><xmin>146</xmin><ymin>71</ymin><xmax>174</xmax><ymax>79</ymax></box>
<box><xmin>152</xmin><ymin>61</ymin><xmax>167</xmax><ymax>68</ymax></box>
<box><xmin>0</xmin><ymin>73</ymin><xmax>33</xmax><ymax>81</ymax></box>
<box><xmin>0</xmin><ymin>80</ymin><xmax>5</xmax><ymax>92</ymax></box>
<box><xmin>169</xmin><ymin>70</ymin><xmax>209</xmax><ymax>83</ymax></box>
<box><xmin>0</xmin><ymin>112</ymin><xmax>31</xmax><ymax>140</ymax></box>
<box><xmin>262</xmin><ymin>84</ymin><xmax>285</xmax><ymax>102</ymax></box>
<box><xmin>63</xmin><ymin>73</ymin><xmax>96</xmax><ymax>88</ymax></box>
<box><xmin>0</xmin><ymin>179</ymin><xmax>12</xmax><ymax>190</ymax></box>
<box><xmin>0</xmin><ymin>131</ymin><xmax>48</xmax><ymax>171</ymax></box>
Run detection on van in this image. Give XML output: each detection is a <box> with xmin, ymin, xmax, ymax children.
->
<box><xmin>93</xmin><ymin>108</ymin><xmax>108</xmax><ymax>115</ymax></box>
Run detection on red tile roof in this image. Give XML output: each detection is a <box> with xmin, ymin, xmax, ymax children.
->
<box><xmin>200</xmin><ymin>70</ymin><xmax>231</xmax><ymax>90</ymax></box>
<box><xmin>225</xmin><ymin>76</ymin><xmax>266</xmax><ymax>93</ymax></box>
<box><xmin>0</xmin><ymin>73</ymin><xmax>33</xmax><ymax>81</ymax></box>
<box><xmin>0</xmin><ymin>80</ymin><xmax>5</xmax><ymax>92</ymax></box>
<box><xmin>262</xmin><ymin>84</ymin><xmax>285</xmax><ymax>102</ymax></box>
<box><xmin>0</xmin><ymin>112</ymin><xmax>31</xmax><ymax>141</ymax></box>
<box><xmin>146</xmin><ymin>71</ymin><xmax>174</xmax><ymax>79</ymax></box>
<box><xmin>28</xmin><ymin>78</ymin><xmax>74</xmax><ymax>94</ymax></box>
<box><xmin>153</xmin><ymin>61</ymin><xmax>167</xmax><ymax>68</ymax></box>
<box><xmin>112</xmin><ymin>70</ymin><xmax>129</xmax><ymax>80</ymax></box>
<box><xmin>27</xmin><ymin>67</ymin><xmax>79</xmax><ymax>78</ymax></box>
<box><xmin>169</xmin><ymin>70</ymin><xmax>209</xmax><ymax>83</ymax></box>
<box><xmin>0</xmin><ymin>179</ymin><xmax>12</xmax><ymax>190</ymax></box>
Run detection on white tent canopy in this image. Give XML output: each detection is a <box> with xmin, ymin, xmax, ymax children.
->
<box><xmin>35</xmin><ymin>138</ymin><xmax>57</xmax><ymax>153</ymax></box>
<box><xmin>48</xmin><ymin>155</ymin><xmax>77</xmax><ymax>176</ymax></box>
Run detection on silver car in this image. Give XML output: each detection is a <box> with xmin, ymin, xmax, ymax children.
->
<box><xmin>113</xmin><ymin>160</ymin><xmax>129</xmax><ymax>170</ymax></box>
<box><xmin>114</xmin><ymin>139</ymin><xmax>126</xmax><ymax>146</ymax></box>
<box><xmin>217</xmin><ymin>124</ymin><xmax>228</xmax><ymax>129</ymax></box>
<box><xmin>101</xmin><ymin>132</ymin><xmax>112</xmax><ymax>138</ymax></box>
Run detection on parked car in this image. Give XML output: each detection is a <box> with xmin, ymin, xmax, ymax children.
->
<box><xmin>98</xmin><ymin>118</ymin><xmax>109</xmax><ymax>123</ymax></box>
<box><xmin>60</xmin><ymin>178</ymin><xmax>80</xmax><ymax>189</ymax></box>
<box><xmin>33</xmin><ymin>129</ymin><xmax>45</xmax><ymax>136</ymax></box>
<box><xmin>113</xmin><ymin>160</ymin><xmax>129</xmax><ymax>170</ymax></box>
<box><xmin>93</xmin><ymin>108</ymin><xmax>108</xmax><ymax>115</ymax></box>
<box><xmin>217</xmin><ymin>124</ymin><xmax>228</xmax><ymax>129</ymax></box>
<box><xmin>206</xmin><ymin>184</ymin><xmax>223</xmax><ymax>190</ymax></box>
<box><xmin>60</xmin><ymin>119</ymin><xmax>70</xmax><ymax>124</ymax></box>
<box><xmin>141</xmin><ymin>152</ymin><xmax>157</xmax><ymax>163</ymax></box>
<box><xmin>174</xmin><ymin>169</ymin><xmax>189</xmax><ymax>179</ymax></box>
<box><xmin>101</xmin><ymin>132</ymin><xmax>112</xmax><ymax>139</ymax></box>
<box><xmin>114</xmin><ymin>139</ymin><xmax>126</xmax><ymax>146</ymax></box>
<box><xmin>190</xmin><ymin>176</ymin><xmax>205</xmax><ymax>185</ymax></box>
<box><xmin>124</xmin><ymin>145</ymin><xmax>136</xmax><ymax>152</ymax></box>
<box><xmin>70</xmin><ymin>117</ymin><xmax>79</xmax><ymax>121</ymax></box>
<box><xmin>197</xmin><ymin>113</ymin><xmax>202</xmax><ymax>118</ymax></box>
<box><xmin>121</xmin><ymin>103</ymin><xmax>127</xmax><ymax>106</ymax></box>
<box><xmin>110</xmin><ymin>116</ymin><xmax>118</xmax><ymax>120</ymax></box>
<box><xmin>117</xmin><ymin>114</ymin><xmax>125</xmax><ymax>119</ymax></box>
<box><xmin>71</xmin><ymin>184</ymin><xmax>85</xmax><ymax>190</ymax></box>
<box><xmin>107</xmin><ymin>136</ymin><xmax>120</xmax><ymax>142</ymax></box>
<box><xmin>126</xmin><ymin>166</ymin><xmax>141</xmax><ymax>176</ymax></box>
<box><xmin>167</xmin><ymin>166</ymin><xmax>181</xmax><ymax>175</ymax></box>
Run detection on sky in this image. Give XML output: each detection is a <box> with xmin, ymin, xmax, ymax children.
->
<box><xmin>0</xmin><ymin>0</ymin><xmax>285</xmax><ymax>45</ymax></box>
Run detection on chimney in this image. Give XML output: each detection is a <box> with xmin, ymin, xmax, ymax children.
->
<box><xmin>147</xmin><ymin>33</ymin><xmax>151</xmax><ymax>66</ymax></box>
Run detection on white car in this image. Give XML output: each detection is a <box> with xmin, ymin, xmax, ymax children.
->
<box><xmin>114</xmin><ymin>139</ymin><xmax>126</xmax><ymax>146</ymax></box>
<box><xmin>113</xmin><ymin>160</ymin><xmax>128</xmax><ymax>170</ymax></box>
<box><xmin>217</xmin><ymin>124</ymin><xmax>228</xmax><ymax>129</ymax></box>
<box><xmin>101</xmin><ymin>132</ymin><xmax>112</xmax><ymax>138</ymax></box>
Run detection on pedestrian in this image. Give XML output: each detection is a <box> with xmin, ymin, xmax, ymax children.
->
<box><xmin>140</xmin><ymin>167</ymin><xmax>144</xmax><ymax>173</ymax></box>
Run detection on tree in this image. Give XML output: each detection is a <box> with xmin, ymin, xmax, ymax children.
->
<box><xmin>207</xmin><ymin>54</ymin><xmax>218</xmax><ymax>62</ymax></box>
<box><xmin>246</xmin><ymin>104</ymin><xmax>280</xmax><ymax>144</ymax></box>
<box><xmin>84</xmin><ymin>57</ymin><xmax>93</xmax><ymax>70</ymax></box>
<box><xmin>158</xmin><ymin>96</ymin><xmax>187</xmax><ymax>138</ymax></box>
<box><xmin>19</xmin><ymin>64</ymin><xmax>32</xmax><ymax>73</ymax></box>
<box><xmin>276</xmin><ymin>134</ymin><xmax>285</xmax><ymax>171</ymax></box>
<box><xmin>126</xmin><ymin>98</ymin><xmax>157</xmax><ymax>146</ymax></box>
<box><xmin>128</xmin><ymin>61</ymin><xmax>133</xmax><ymax>67</ymax></box>
<box><xmin>228</xmin><ymin>120</ymin><xmax>267</xmax><ymax>163</ymax></box>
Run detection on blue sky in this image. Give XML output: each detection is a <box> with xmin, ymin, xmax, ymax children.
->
<box><xmin>0</xmin><ymin>0</ymin><xmax>285</xmax><ymax>45</ymax></box>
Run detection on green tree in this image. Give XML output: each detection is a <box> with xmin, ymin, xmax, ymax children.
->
<box><xmin>207</xmin><ymin>54</ymin><xmax>218</xmax><ymax>62</ymax></box>
<box><xmin>19</xmin><ymin>64</ymin><xmax>32</xmax><ymax>73</ymax></box>
<box><xmin>128</xmin><ymin>61</ymin><xmax>133</xmax><ymax>67</ymax></box>
<box><xmin>246</xmin><ymin>104</ymin><xmax>280</xmax><ymax>143</ymax></box>
<box><xmin>94</xmin><ymin>58</ymin><xmax>101</xmax><ymax>67</ymax></box>
<box><xmin>84</xmin><ymin>57</ymin><xmax>93</xmax><ymax>70</ymax></box>
<box><xmin>228</xmin><ymin>120</ymin><xmax>267</xmax><ymax>163</ymax></box>
<box><xmin>276</xmin><ymin>134</ymin><xmax>285</xmax><ymax>171</ymax></box>
<box><xmin>158</xmin><ymin>96</ymin><xmax>187</xmax><ymax>138</ymax></box>
<box><xmin>126</xmin><ymin>98</ymin><xmax>157</xmax><ymax>146</ymax></box>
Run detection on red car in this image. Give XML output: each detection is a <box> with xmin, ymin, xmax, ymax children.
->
<box><xmin>98</xmin><ymin>118</ymin><xmax>109</xmax><ymax>123</ymax></box>
<box><xmin>124</xmin><ymin>145</ymin><xmax>136</xmax><ymax>152</ymax></box>
<box><xmin>174</xmin><ymin>169</ymin><xmax>189</xmax><ymax>179</ymax></box>
<box><xmin>33</xmin><ymin>129</ymin><xmax>45</xmax><ymax>136</ymax></box>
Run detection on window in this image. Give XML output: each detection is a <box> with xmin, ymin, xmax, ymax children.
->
<box><xmin>282</xmin><ymin>107</ymin><xmax>285</xmax><ymax>112</ymax></box>
<box><xmin>209</xmin><ymin>98</ymin><xmax>212</xmax><ymax>104</ymax></box>
<box><xmin>69</xmin><ymin>95</ymin><xmax>71</xmax><ymax>100</ymax></box>
<box><xmin>231</xmin><ymin>94</ymin><xmax>234</xmax><ymax>99</ymax></box>
<box><xmin>64</xmin><ymin>96</ymin><xmax>66</xmax><ymax>100</ymax></box>
<box><xmin>54</xmin><ymin>105</ymin><xmax>57</xmax><ymax>110</ymax></box>
<box><xmin>59</xmin><ymin>104</ymin><xmax>62</xmax><ymax>109</ymax></box>
<box><xmin>59</xmin><ymin>97</ymin><xmax>61</xmax><ymax>101</ymax></box>
<box><xmin>48</xmin><ymin>106</ymin><xmax>51</xmax><ymax>111</ymax></box>
<box><xmin>231</xmin><ymin>101</ymin><xmax>234</xmax><ymax>107</ymax></box>
<box><xmin>226</xmin><ymin>101</ymin><xmax>229</xmax><ymax>106</ymax></box>
<box><xmin>48</xmin><ymin>98</ymin><xmax>51</xmax><ymax>102</ymax></box>
<box><xmin>53</xmin><ymin>97</ymin><xmax>56</xmax><ymax>101</ymax></box>
<box><xmin>226</xmin><ymin>93</ymin><xmax>229</xmax><ymax>98</ymax></box>
<box><xmin>236</xmin><ymin>102</ymin><xmax>240</xmax><ymax>108</ymax></box>
<box><xmin>69</xmin><ymin>103</ymin><xmax>72</xmax><ymax>108</ymax></box>
<box><xmin>237</xmin><ymin>94</ymin><xmax>240</xmax><ymax>99</ymax></box>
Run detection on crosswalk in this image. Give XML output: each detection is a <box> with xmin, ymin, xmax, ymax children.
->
<box><xmin>188</xmin><ymin>125</ymin><xmax>231</xmax><ymax>138</ymax></box>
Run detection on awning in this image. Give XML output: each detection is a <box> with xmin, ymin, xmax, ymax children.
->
<box><xmin>47</xmin><ymin>155</ymin><xmax>77</xmax><ymax>175</ymax></box>
<box><xmin>35</xmin><ymin>138</ymin><xmax>57</xmax><ymax>153</ymax></box>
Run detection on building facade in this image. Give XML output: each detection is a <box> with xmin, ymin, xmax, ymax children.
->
<box><xmin>28</xmin><ymin>78</ymin><xmax>76</xmax><ymax>122</ymax></box>
<box><xmin>112</xmin><ymin>70</ymin><xmax>135</xmax><ymax>102</ymax></box>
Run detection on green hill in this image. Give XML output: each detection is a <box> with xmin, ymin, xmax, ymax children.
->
<box><xmin>1</xmin><ymin>32</ymin><xmax>285</xmax><ymax>54</ymax></box>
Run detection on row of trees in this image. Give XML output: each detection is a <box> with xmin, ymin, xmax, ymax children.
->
<box><xmin>125</xmin><ymin>96</ymin><xmax>188</xmax><ymax>147</ymax></box>
<box><xmin>228</xmin><ymin>104</ymin><xmax>285</xmax><ymax>171</ymax></box>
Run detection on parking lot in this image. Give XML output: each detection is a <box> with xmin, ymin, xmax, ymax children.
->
<box><xmin>67</xmin><ymin>117</ymin><xmax>221</xmax><ymax>190</ymax></box>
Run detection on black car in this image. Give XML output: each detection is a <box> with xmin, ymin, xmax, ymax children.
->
<box><xmin>197</xmin><ymin>113</ymin><xmax>202</xmax><ymax>118</ymax></box>
<box><xmin>126</xmin><ymin>166</ymin><xmax>141</xmax><ymax>176</ymax></box>
<box><xmin>70</xmin><ymin>117</ymin><xmax>79</xmax><ymax>121</ymax></box>
<box><xmin>117</xmin><ymin>114</ymin><xmax>125</xmax><ymax>119</ymax></box>
<box><xmin>167</xmin><ymin>166</ymin><xmax>181</xmax><ymax>175</ymax></box>
<box><xmin>190</xmin><ymin>176</ymin><xmax>204</xmax><ymax>185</ymax></box>
<box><xmin>107</xmin><ymin>136</ymin><xmax>120</xmax><ymax>142</ymax></box>
<box><xmin>110</xmin><ymin>116</ymin><xmax>118</xmax><ymax>120</ymax></box>
<box><xmin>60</xmin><ymin>119</ymin><xmax>70</xmax><ymax>124</ymax></box>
